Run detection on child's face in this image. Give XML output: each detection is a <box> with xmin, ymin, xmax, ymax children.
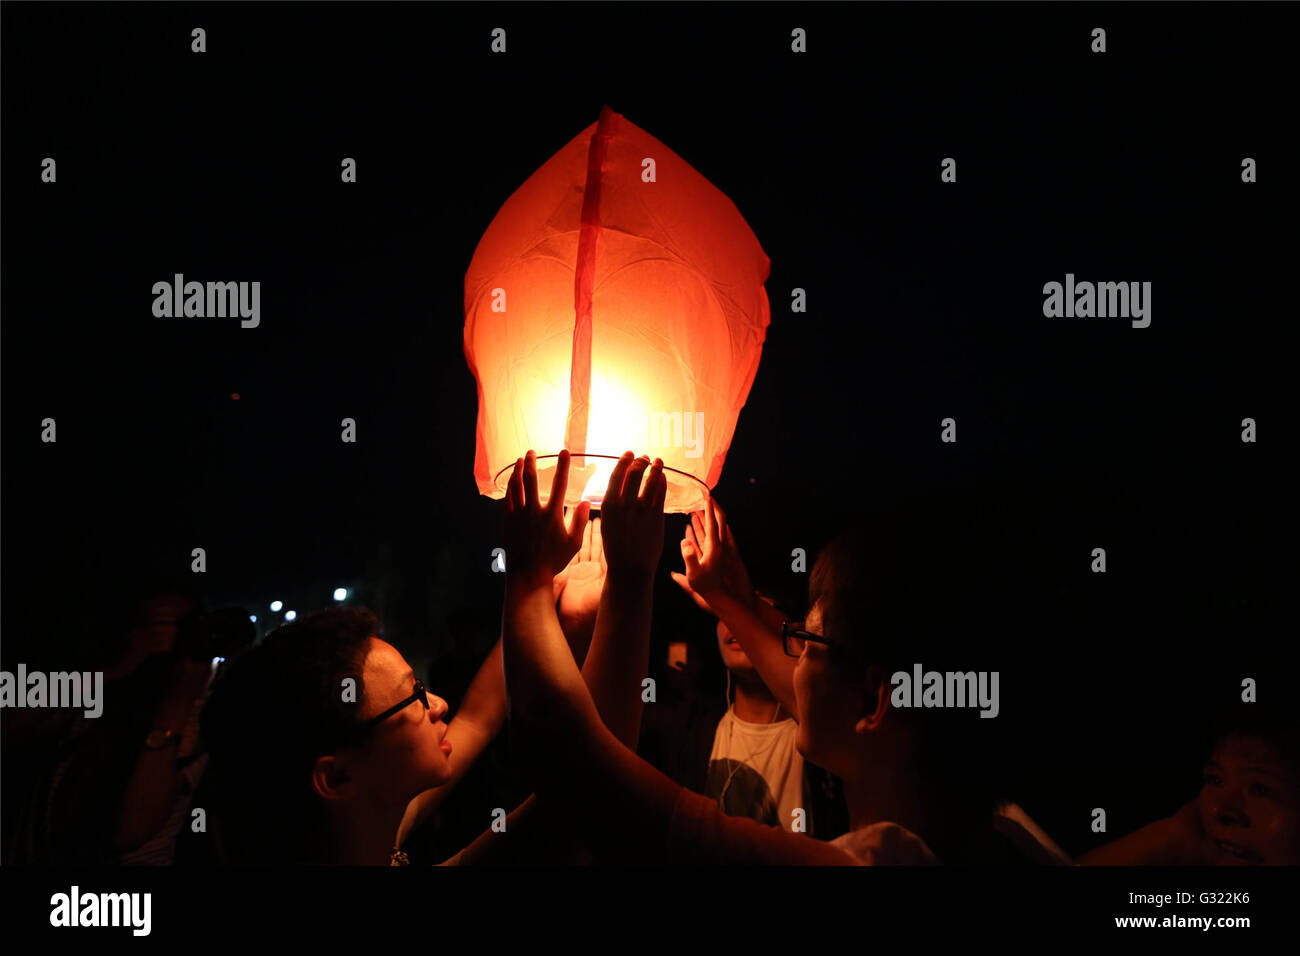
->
<box><xmin>1197</xmin><ymin>735</ymin><xmax>1300</xmax><ymax>865</ymax></box>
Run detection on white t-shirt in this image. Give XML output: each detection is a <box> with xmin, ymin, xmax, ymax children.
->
<box><xmin>705</xmin><ymin>707</ymin><xmax>807</xmax><ymax>833</ymax></box>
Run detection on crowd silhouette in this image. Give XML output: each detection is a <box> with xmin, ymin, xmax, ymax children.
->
<box><xmin>4</xmin><ymin>450</ymin><xmax>1296</xmax><ymax>867</ymax></box>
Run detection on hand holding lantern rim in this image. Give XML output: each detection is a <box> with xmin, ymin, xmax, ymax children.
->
<box><xmin>504</xmin><ymin>450</ymin><xmax>591</xmax><ymax>593</ymax></box>
<box><xmin>597</xmin><ymin>452</ymin><xmax>667</xmax><ymax>580</ymax></box>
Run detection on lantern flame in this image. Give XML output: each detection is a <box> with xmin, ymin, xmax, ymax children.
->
<box><xmin>581</xmin><ymin>459</ymin><xmax>616</xmax><ymax>504</ymax></box>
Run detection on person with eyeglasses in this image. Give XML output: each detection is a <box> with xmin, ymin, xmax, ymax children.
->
<box><xmin>197</xmin><ymin>451</ymin><xmax>666</xmax><ymax>866</ymax></box>
<box><xmin>641</xmin><ymin>506</ymin><xmax>847</xmax><ymax>838</ymax></box>
<box><xmin>500</xmin><ymin>451</ymin><xmax>1070</xmax><ymax>865</ymax></box>
<box><xmin>197</xmin><ymin>607</ymin><xmax>459</xmax><ymax>864</ymax></box>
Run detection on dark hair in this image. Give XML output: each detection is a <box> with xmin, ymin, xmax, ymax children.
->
<box><xmin>112</xmin><ymin>578</ymin><xmax>204</xmax><ymax>628</ymax></box>
<box><xmin>1205</xmin><ymin>699</ymin><xmax>1300</xmax><ymax>776</ymax></box>
<box><xmin>807</xmin><ymin>505</ymin><xmax>1022</xmax><ymax>858</ymax></box>
<box><xmin>95</xmin><ymin>580</ymin><xmax>205</xmax><ymax>669</ymax></box>
<box><xmin>199</xmin><ymin>607</ymin><xmax>381</xmax><ymax>864</ymax></box>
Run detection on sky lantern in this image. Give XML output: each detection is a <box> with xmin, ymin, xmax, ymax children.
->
<box><xmin>464</xmin><ymin>106</ymin><xmax>771</xmax><ymax>513</ymax></box>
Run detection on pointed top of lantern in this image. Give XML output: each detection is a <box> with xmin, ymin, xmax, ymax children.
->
<box><xmin>464</xmin><ymin>107</ymin><xmax>771</xmax><ymax>513</ymax></box>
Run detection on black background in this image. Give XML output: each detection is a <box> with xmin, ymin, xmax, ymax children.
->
<box><xmin>3</xmin><ymin>0</ymin><xmax>1297</xmax><ymax>873</ymax></box>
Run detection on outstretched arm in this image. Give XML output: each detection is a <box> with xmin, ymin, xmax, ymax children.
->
<box><xmin>433</xmin><ymin>454</ymin><xmax>665</xmax><ymax>863</ymax></box>
<box><xmin>580</xmin><ymin>453</ymin><xmax>664</xmax><ymax>748</ymax></box>
<box><xmin>396</xmin><ymin>638</ymin><xmax>505</xmax><ymax>846</ymax></box>
<box><xmin>1078</xmin><ymin>800</ymin><xmax>1216</xmax><ymax>865</ymax></box>
<box><xmin>499</xmin><ymin>450</ymin><xmax>853</xmax><ymax>865</ymax></box>
<box><xmin>398</xmin><ymin>533</ymin><xmax>609</xmax><ymax>849</ymax></box>
<box><xmin>499</xmin><ymin>485</ymin><xmax>691</xmax><ymax>862</ymax></box>
<box><xmin>673</xmin><ymin>498</ymin><xmax>798</xmax><ymax>716</ymax></box>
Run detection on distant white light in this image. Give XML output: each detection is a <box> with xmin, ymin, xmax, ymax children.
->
<box><xmin>270</xmin><ymin>600</ymin><xmax>283</xmax><ymax>612</ymax></box>
<box><xmin>333</xmin><ymin>587</ymin><xmax>348</xmax><ymax>602</ymax></box>
<box><xmin>249</xmin><ymin>614</ymin><xmax>257</xmax><ymax>623</ymax></box>
<box><xmin>284</xmin><ymin>610</ymin><xmax>297</xmax><ymax>621</ymax></box>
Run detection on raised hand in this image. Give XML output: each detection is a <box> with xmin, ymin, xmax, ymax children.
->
<box><xmin>709</xmin><ymin>499</ymin><xmax>757</xmax><ymax>604</ymax></box>
<box><xmin>556</xmin><ymin>516</ymin><xmax>607</xmax><ymax>636</ymax></box>
<box><xmin>672</xmin><ymin>495</ymin><xmax>752</xmax><ymax>608</ymax></box>
<box><xmin>598</xmin><ymin>452</ymin><xmax>667</xmax><ymax>579</ymax></box>
<box><xmin>503</xmin><ymin>449</ymin><xmax>590</xmax><ymax>592</ymax></box>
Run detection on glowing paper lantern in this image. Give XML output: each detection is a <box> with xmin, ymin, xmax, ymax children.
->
<box><xmin>464</xmin><ymin>106</ymin><xmax>770</xmax><ymax>513</ymax></box>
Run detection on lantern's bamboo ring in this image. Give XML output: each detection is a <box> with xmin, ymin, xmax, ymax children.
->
<box><xmin>491</xmin><ymin>452</ymin><xmax>710</xmax><ymax>502</ymax></box>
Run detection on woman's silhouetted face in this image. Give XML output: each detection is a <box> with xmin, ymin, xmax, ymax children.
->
<box><xmin>1198</xmin><ymin>735</ymin><xmax>1300</xmax><ymax>865</ymax></box>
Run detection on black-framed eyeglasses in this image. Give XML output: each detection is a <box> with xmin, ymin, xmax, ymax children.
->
<box><xmin>359</xmin><ymin>677</ymin><xmax>429</xmax><ymax>731</ymax></box>
<box><xmin>781</xmin><ymin>620</ymin><xmax>829</xmax><ymax>657</ymax></box>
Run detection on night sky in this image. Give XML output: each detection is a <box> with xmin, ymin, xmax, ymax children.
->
<box><xmin>3</xmin><ymin>2</ymin><xmax>1296</xmax><ymax>850</ymax></box>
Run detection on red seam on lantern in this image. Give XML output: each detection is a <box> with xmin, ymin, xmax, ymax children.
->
<box><xmin>565</xmin><ymin>105</ymin><xmax>615</xmax><ymax>456</ymax></box>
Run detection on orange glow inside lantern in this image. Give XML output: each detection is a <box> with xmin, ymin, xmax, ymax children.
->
<box><xmin>464</xmin><ymin>106</ymin><xmax>771</xmax><ymax>513</ymax></box>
